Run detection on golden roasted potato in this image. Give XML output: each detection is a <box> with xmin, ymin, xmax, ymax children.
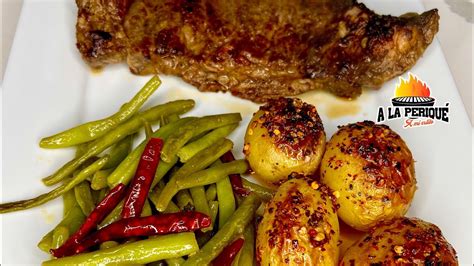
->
<box><xmin>244</xmin><ymin>98</ymin><xmax>325</xmax><ymax>186</ymax></box>
<box><xmin>256</xmin><ymin>176</ymin><xmax>339</xmax><ymax>265</ymax></box>
<box><xmin>320</xmin><ymin>121</ymin><xmax>416</xmax><ymax>231</ymax></box>
<box><xmin>341</xmin><ymin>217</ymin><xmax>458</xmax><ymax>265</ymax></box>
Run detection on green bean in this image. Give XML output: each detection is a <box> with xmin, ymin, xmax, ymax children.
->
<box><xmin>99</xmin><ymin>241</ymin><xmax>119</xmax><ymax>250</ymax></box>
<box><xmin>232</xmin><ymin>251</ymin><xmax>242</xmax><ymax>266</ymax></box>
<box><xmin>74</xmin><ymin>181</ymin><xmax>95</xmax><ymax>215</ymax></box>
<box><xmin>103</xmin><ymin>134</ymin><xmax>133</xmax><ymax>169</ymax></box>
<box><xmin>176</xmin><ymin>160</ymin><xmax>249</xmax><ymax>190</ymax></box>
<box><xmin>141</xmin><ymin>199</ymin><xmax>152</xmax><ymax>217</ymax></box>
<box><xmin>235</xmin><ymin>193</ymin><xmax>244</xmax><ymax>207</ymax></box>
<box><xmin>75</xmin><ymin>142</ymin><xmax>90</xmax><ymax>158</ymax></box>
<box><xmin>143</xmin><ymin>119</ymin><xmax>154</xmax><ymax>140</ymax></box>
<box><xmin>51</xmin><ymin>226</ymin><xmax>69</xmax><ymax>250</ymax></box>
<box><xmin>95</xmin><ymin>187</ymin><xmax>109</xmax><ymax>205</ymax></box>
<box><xmin>197</xmin><ymin>200</ymin><xmax>219</xmax><ymax>247</ymax></box>
<box><xmin>40</xmin><ymin>76</ymin><xmax>161</xmax><ymax>149</ymax></box>
<box><xmin>91</xmin><ymin>188</ymin><xmax>100</xmax><ymax>205</ymax></box>
<box><xmin>187</xmin><ymin>131</ymin><xmax>209</xmax><ymax>143</ymax></box>
<box><xmin>0</xmin><ymin>156</ymin><xmax>109</xmax><ymax>213</ymax></box>
<box><xmin>161</xmin><ymin>113</ymin><xmax>241</xmax><ymax>163</ymax></box>
<box><xmin>242</xmin><ymin>179</ymin><xmax>275</xmax><ymax>202</ymax></box>
<box><xmin>99</xmin><ymin>198</ymin><xmax>150</xmax><ymax>229</ymax></box>
<box><xmin>156</xmin><ymin>179</ymin><xmax>166</xmax><ymax>190</ymax></box>
<box><xmin>151</xmin><ymin>155</ymin><xmax>178</xmax><ymax>189</ymax></box>
<box><xmin>196</xmin><ymin>200</ymin><xmax>219</xmax><ymax>247</ymax></box>
<box><xmin>177</xmin><ymin>124</ymin><xmax>238</xmax><ymax>162</ymax></box>
<box><xmin>209</xmin><ymin>200</ymin><xmax>219</xmax><ymax>226</ymax></box>
<box><xmin>213</xmin><ymin>160</ymin><xmax>236</xmax><ymax>229</ymax></box>
<box><xmin>43</xmin><ymin>232</ymin><xmax>199</xmax><ymax>265</ymax></box>
<box><xmin>166</xmin><ymin>114</ymin><xmax>180</xmax><ymax>124</ymax></box>
<box><xmin>183</xmin><ymin>194</ymin><xmax>260</xmax><ymax>266</ymax></box>
<box><xmin>107</xmin><ymin>117</ymin><xmax>196</xmax><ymax>187</ymax></box>
<box><xmin>160</xmin><ymin>113</ymin><xmax>180</xmax><ymax>127</ymax></box>
<box><xmin>215</xmin><ymin>169</ymin><xmax>236</xmax><ymax>228</ymax></box>
<box><xmin>189</xmin><ymin>186</ymin><xmax>212</xmax><ymax>230</ymax></box>
<box><xmin>164</xmin><ymin>201</ymin><xmax>180</xmax><ymax>213</ymax></box>
<box><xmin>38</xmin><ymin>235</ymin><xmax>54</xmax><ymax>253</ymax></box>
<box><xmin>159</xmin><ymin>115</ymin><xmax>167</xmax><ymax>127</ymax></box>
<box><xmin>166</xmin><ymin>257</ymin><xmax>185</xmax><ymax>266</ymax></box>
<box><xmin>176</xmin><ymin>190</ymin><xmax>194</xmax><ymax>211</ymax></box>
<box><xmin>206</xmin><ymin>184</ymin><xmax>217</xmax><ymax>201</ymax></box>
<box><xmin>238</xmin><ymin>225</ymin><xmax>256</xmax><ymax>266</ymax></box>
<box><xmin>42</xmin><ymin>100</ymin><xmax>194</xmax><ymax>186</ymax></box>
<box><xmin>98</xmin><ymin>200</ymin><xmax>123</xmax><ymax>229</ymax></box>
<box><xmin>62</xmin><ymin>189</ymin><xmax>76</xmax><ymax>216</ymax></box>
<box><xmin>149</xmin><ymin>185</ymin><xmax>180</xmax><ymax>213</ymax></box>
<box><xmin>255</xmin><ymin>202</ymin><xmax>266</xmax><ymax>217</ymax></box>
<box><xmin>38</xmin><ymin>205</ymin><xmax>85</xmax><ymax>253</ymax></box>
<box><xmin>91</xmin><ymin>169</ymin><xmax>112</xmax><ymax>190</ymax></box>
<box><xmin>154</xmin><ymin>138</ymin><xmax>233</xmax><ymax>212</ymax></box>
<box><xmin>148</xmin><ymin>187</ymin><xmax>162</xmax><ymax>210</ymax></box>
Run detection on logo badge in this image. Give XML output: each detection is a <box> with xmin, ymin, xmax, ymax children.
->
<box><xmin>377</xmin><ymin>73</ymin><xmax>449</xmax><ymax>128</ymax></box>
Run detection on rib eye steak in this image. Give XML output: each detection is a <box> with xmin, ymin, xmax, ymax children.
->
<box><xmin>76</xmin><ymin>0</ymin><xmax>439</xmax><ymax>102</ymax></box>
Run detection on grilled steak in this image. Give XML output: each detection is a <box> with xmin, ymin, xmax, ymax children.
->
<box><xmin>76</xmin><ymin>0</ymin><xmax>439</xmax><ymax>102</ymax></box>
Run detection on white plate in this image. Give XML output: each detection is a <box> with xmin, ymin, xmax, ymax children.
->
<box><xmin>1</xmin><ymin>0</ymin><xmax>472</xmax><ymax>264</ymax></box>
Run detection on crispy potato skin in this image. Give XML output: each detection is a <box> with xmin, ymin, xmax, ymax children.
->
<box><xmin>320</xmin><ymin>121</ymin><xmax>416</xmax><ymax>231</ymax></box>
<box><xmin>256</xmin><ymin>178</ymin><xmax>339</xmax><ymax>266</ymax></box>
<box><xmin>244</xmin><ymin>98</ymin><xmax>325</xmax><ymax>186</ymax></box>
<box><xmin>340</xmin><ymin>217</ymin><xmax>458</xmax><ymax>265</ymax></box>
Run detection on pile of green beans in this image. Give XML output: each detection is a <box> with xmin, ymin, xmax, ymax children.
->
<box><xmin>106</xmin><ymin>117</ymin><xmax>196</xmax><ymax>188</ymax></box>
<box><xmin>39</xmin><ymin>76</ymin><xmax>161</xmax><ymax>149</ymax></box>
<box><xmin>183</xmin><ymin>193</ymin><xmax>261</xmax><ymax>265</ymax></box>
<box><xmin>0</xmin><ymin>155</ymin><xmax>110</xmax><ymax>213</ymax></box>
<box><xmin>0</xmin><ymin>76</ymin><xmax>279</xmax><ymax>265</ymax></box>
<box><xmin>42</xmin><ymin>233</ymin><xmax>199</xmax><ymax>265</ymax></box>
<box><xmin>42</xmin><ymin>99</ymin><xmax>195</xmax><ymax>186</ymax></box>
<box><xmin>160</xmin><ymin>113</ymin><xmax>242</xmax><ymax>163</ymax></box>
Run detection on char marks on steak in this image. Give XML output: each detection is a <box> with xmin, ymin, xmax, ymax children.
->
<box><xmin>76</xmin><ymin>0</ymin><xmax>439</xmax><ymax>102</ymax></box>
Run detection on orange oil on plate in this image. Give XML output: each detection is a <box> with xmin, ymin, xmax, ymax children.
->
<box><xmin>299</xmin><ymin>90</ymin><xmax>367</xmax><ymax>119</ymax></box>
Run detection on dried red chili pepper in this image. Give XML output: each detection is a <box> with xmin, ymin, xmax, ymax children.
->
<box><xmin>53</xmin><ymin>211</ymin><xmax>211</xmax><ymax>257</ymax></box>
<box><xmin>212</xmin><ymin>238</ymin><xmax>245</xmax><ymax>266</ymax></box>
<box><xmin>220</xmin><ymin>151</ymin><xmax>248</xmax><ymax>196</ymax></box>
<box><xmin>51</xmin><ymin>183</ymin><xmax>127</xmax><ymax>257</ymax></box>
<box><xmin>122</xmin><ymin>137</ymin><xmax>163</xmax><ymax>218</ymax></box>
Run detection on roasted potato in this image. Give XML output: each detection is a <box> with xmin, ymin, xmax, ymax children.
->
<box><xmin>340</xmin><ymin>217</ymin><xmax>458</xmax><ymax>265</ymax></box>
<box><xmin>320</xmin><ymin>121</ymin><xmax>416</xmax><ymax>231</ymax></box>
<box><xmin>256</xmin><ymin>176</ymin><xmax>339</xmax><ymax>265</ymax></box>
<box><xmin>244</xmin><ymin>98</ymin><xmax>325</xmax><ymax>186</ymax></box>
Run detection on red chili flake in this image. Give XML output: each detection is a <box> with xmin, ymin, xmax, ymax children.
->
<box><xmin>258</xmin><ymin>98</ymin><xmax>324</xmax><ymax>158</ymax></box>
<box><xmin>340</xmin><ymin>121</ymin><xmax>413</xmax><ymax>190</ymax></box>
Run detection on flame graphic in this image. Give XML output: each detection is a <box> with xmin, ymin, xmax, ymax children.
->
<box><xmin>394</xmin><ymin>73</ymin><xmax>430</xmax><ymax>97</ymax></box>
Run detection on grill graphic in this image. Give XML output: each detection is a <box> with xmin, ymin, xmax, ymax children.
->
<box><xmin>391</xmin><ymin>96</ymin><xmax>435</xmax><ymax>106</ymax></box>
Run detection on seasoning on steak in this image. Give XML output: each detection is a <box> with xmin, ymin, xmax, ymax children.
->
<box><xmin>76</xmin><ymin>0</ymin><xmax>439</xmax><ymax>102</ymax></box>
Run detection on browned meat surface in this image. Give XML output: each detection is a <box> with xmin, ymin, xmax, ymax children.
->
<box><xmin>76</xmin><ymin>0</ymin><xmax>439</xmax><ymax>102</ymax></box>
